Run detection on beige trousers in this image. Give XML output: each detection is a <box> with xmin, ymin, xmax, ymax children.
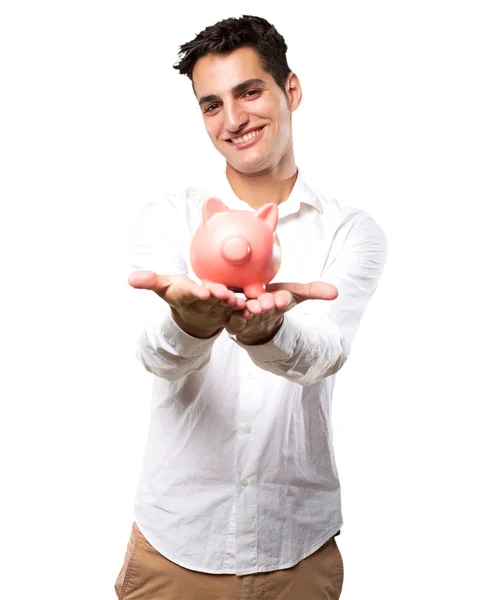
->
<box><xmin>115</xmin><ymin>522</ymin><xmax>344</xmax><ymax>599</ymax></box>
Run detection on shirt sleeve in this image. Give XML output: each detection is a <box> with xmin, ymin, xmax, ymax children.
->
<box><xmin>232</xmin><ymin>214</ymin><xmax>388</xmax><ymax>385</ymax></box>
<box><xmin>130</xmin><ymin>196</ymin><xmax>220</xmax><ymax>381</ymax></box>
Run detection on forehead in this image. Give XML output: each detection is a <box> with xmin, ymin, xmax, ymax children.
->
<box><xmin>192</xmin><ymin>47</ymin><xmax>273</xmax><ymax>97</ymax></box>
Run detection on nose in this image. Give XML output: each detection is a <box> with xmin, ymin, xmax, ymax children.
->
<box><xmin>223</xmin><ymin>101</ymin><xmax>248</xmax><ymax>134</ymax></box>
<box><xmin>221</xmin><ymin>236</ymin><xmax>251</xmax><ymax>265</ymax></box>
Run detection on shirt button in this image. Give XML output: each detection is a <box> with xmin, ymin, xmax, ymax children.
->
<box><xmin>241</xmin><ymin>479</ymin><xmax>248</xmax><ymax>487</ymax></box>
<box><xmin>244</xmin><ymin>424</ymin><xmax>252</xmax><ymax>433</ymax></box>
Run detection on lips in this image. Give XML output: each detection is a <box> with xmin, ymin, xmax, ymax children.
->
<box><xmin>226</xmin><ymin>126</ymin><xmax>265</xmax><ymax>148</ymax></box>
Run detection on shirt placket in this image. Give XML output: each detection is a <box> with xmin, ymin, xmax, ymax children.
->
<box><xmin>235</xmin><ymin>351</ymin><xmax>260</xmax><ymax>573</ymax></box>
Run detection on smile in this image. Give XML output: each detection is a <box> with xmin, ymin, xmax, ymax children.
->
<box><xmin>227</xmin><ymin>127</ymin><xmax>265</xmax><ymax>148</ymax></box>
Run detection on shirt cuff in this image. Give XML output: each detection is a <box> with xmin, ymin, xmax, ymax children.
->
<box><xmin>231</xmin><ymin>313</ymin><xmax>300</xmax><ymax>362</ymax></box>
<box><xmin>155</xmin><ymin>311</ymin><xmax>222</xmax><ymax>357</ymax></box>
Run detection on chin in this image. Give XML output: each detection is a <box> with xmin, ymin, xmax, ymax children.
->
<box><xmin>229</xmin><ymin>162</ymin><xmax>266</xmax><ymax>176</ymax></box>
<box><xmin>230</xmin><ymin>153</ymin><xmax>270</xmax><ymax>172</ymax></box>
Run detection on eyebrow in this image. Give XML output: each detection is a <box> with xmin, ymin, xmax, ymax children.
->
<box><xmin>198</xmin><ymin>78</ymin><xmax>267</xmax><ymax>107</ymax></box>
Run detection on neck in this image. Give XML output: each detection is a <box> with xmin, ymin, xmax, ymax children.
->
<box><xmin>225</xmin><ymin>158</ymin><xmax>298</xmax><ymax>210</ymax></box>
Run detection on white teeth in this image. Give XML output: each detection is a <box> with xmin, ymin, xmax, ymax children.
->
<box><xmin>231</xmin><ymin>128</ymin><xmax>261</xmax><ymax>144</ymax></box>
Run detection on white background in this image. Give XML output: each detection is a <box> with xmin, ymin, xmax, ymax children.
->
<box><xmin>1</xmin><ymin>1</ymin><xmax>478</xmax><ymax>598</ymax></box>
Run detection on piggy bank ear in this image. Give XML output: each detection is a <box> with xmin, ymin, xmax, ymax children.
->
<box><xmin>203</xmin><ymin>197</ymin><xmax>229</xmax><ymax>223</ymax></box>
<box><xmin>255</xmin><ymin>203</ymin><xmax>278</xmax><ymax>231</ymax></box>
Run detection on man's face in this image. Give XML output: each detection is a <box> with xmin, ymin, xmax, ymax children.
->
<box><xmin>192</xmin><ymin>47</ymin><xmax>301</xmax><ymax>175</ymax></box>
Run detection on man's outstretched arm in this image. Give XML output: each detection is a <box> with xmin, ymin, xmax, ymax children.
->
<box><xmin>226</xmin><ymin>215</ymin><xmax>388</xmax><ymax>385</ymax></box>
<box><xmin>129</xmin><ymin>198</ymin><xmax>245</xmax><ymax>381</ymax></box>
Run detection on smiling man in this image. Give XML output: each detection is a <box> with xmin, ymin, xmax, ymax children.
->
<box><xmin>195</xmin><ymin>48</ymin><xmax>297</xmax><ymax>183</ymax></box>
<box><xmin>115</xmin><ymin>14</ymin><xmax>387</xmax><ymax>600</ymax></box>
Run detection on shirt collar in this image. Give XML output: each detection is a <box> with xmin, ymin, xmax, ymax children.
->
<box><xmin>211</xmin><ymin>167</ymin><xmax>323</xmax><ymax>217</ymax></box>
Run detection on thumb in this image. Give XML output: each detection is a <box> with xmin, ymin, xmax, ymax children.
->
<box><xmin>128</xmin><ymin>270</ymin><xmax>173</xmax><ymax>295</ymax></box>
<box><xmin>266</xmin><ymin>281</ymin><xmax>338</xmax><ymax>301</ymax></box>
<box><xmin>128</xmin><ymin>271</ymin><xmax>211</xmax><ymax>304</ymax></box>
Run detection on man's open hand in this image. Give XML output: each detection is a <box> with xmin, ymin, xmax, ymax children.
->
<box><xmin>226</xmin><ymin>281</ymin><xmax>338</xmax><ymax>345</ymax></box>
<box><xmin>128</xmin><ymin>271</ymin><xmax>246</xmax><ymax>338</ymax></box>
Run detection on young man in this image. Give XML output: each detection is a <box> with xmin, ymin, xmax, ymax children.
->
<box><xmin>115</xmin><ymin>15</ymin><xmax>387</xmax><ymax>600</ymax></box>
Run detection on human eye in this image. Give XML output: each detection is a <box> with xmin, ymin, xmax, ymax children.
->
<box><xmin>205</xmin><ymin>103</ymin><xmax>220</xmax><ymax>114</ymax></box>
<box><xmin>244</xmin><ymin>89</ymin><xmax>260</xmax><ymax>98</ymax></box>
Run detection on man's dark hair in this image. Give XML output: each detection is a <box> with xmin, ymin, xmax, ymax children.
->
<box><xmin>173</xmin><ymin>15</ymin><xmax>291</xmax><ymax>96</ymax></box>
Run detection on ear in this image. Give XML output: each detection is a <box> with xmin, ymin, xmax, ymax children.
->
<box><xmin>255</xmin><ymin>203</ymin><xmax>278</xmax><ymax>231</ymax></box>
<box><xmin>203</xmin><ymin>197</ymin><xmax>229</xmax><ymax>223</ymax></box>
<box><xmin>287</xmin><ymin>72</ymin><xmax>302</xmax><ymax>112</ymax></box>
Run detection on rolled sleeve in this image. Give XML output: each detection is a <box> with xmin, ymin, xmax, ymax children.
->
<box><xmin>136</xmin><ymin>309</ymin><xmax>222</xmax><ymax>381</ymax></box>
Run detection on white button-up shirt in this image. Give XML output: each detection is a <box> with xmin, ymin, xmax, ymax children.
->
<box><xmin>130</xmin><ymin>168</ymin><xmax>387</xmax><ymax>575</ymax></box>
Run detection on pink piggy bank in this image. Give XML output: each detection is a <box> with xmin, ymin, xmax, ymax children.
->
<box><xmin>190</xmin><ymin>197</ymin><xmax>282</xmax><ymax>298</ymax></box>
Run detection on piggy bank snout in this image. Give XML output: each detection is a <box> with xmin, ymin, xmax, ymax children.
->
<box><xmin>221</xmin><ymin>235</ymin><xmax>251</xmax><ymax>265</ymax></box>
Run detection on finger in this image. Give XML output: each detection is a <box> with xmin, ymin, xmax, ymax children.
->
<box><xmin>202</xmin><ymin>281</ymin><xmax>237</xmax><ymax>307</ymax></box>
<box><xmin>230</xmin><ymin>294</ymin><xmax>247</xmax><ymax>310</ymax></box>
<box><xmin>224</xmin><ymin>289</ymin><xmax>245</xmax><ymax>309</ymax></box>
<box><xmin>245</xmin><ymin>298</ymin><xmax>263</xmax><ymax>315</ymax></box>
<box><xmin>266</xmin><ymin>281</ymin><xmax>338</xmax><ymax>301</ymax></box>
<box><xmin>203</xmin><ymin>281</ymin><xmax>229</xmax><ymax>300</ymax></box>
<box><xmin>274</xmin><ymin>290</ymin><xmax>293</xmax><ymax>311</ymax></box>
<box><xmin>258</xmin><ymin>292</ymin><xmax>275</xmax><ymax>312</ymax></box>
<box><xmin>233</xmin><ymin>307</ymin><xmax>252</xmax><ymax>320</ymax></box>
<box><xmin>204</xmin><ymin>283</ymin><xmax>247</xmax><ymax>311</ymax></box>
<box><xmin>181</xmin><ymin>283</ymin><xmax>212</xmax><ymax>304</ymax></box>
